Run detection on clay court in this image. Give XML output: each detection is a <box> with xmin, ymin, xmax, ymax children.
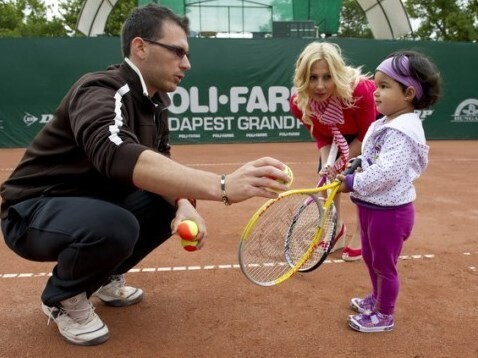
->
<box><xmin>0</xmin><ymin>141</ymin><xmax>477</xmax><ymax>357</ymax></box>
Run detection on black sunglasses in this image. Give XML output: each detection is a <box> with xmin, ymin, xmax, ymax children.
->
<box><xmin>142</xmin><ymin>39</ymin><xmax>190</xmax><ymax>59</ymax></box>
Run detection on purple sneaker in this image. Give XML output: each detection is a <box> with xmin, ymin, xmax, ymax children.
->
<box><xmin>350</xmin><ymin>295</ymin><xmax>375</xmax><ymax>314</ymax></box>
<box><xmin>348</xmin><ymin>312</ymin><xmax>394</xmax><ymax>333</ymax></box>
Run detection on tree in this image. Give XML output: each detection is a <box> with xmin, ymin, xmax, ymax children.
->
<box><xmin>58</xmin><ymin>0</ymin><xmax>82</xmax><ymax>35</ymax></box>
<box><xmin>0</xmin><ymin>0</ymin><xmax>67</xmax><ymax>37</ymax></box>
<box><xmin>1</xmin><ymin>0</ymin><xmax>477</xmax><ymax>41</ymax></box>
<box><xmin>338</xmin><ymin>0</ymin><xmax>373</xmax><ymax>38</ymax></box>
<box><xmin>404</xmin><ymin>0</ymin><xmax>478</xmax><ymax>41</ymax></box>
<box><xmin>103</xmin><ymin>0</ymin><xmax>136</xmax><ymax>36</ymax></box>
<box><xmin>59</xmin><ymin>0</ymin><xmax>136</xmax><ymax>36</ymax></box>
<box><xmin>0</xmin><ymin>0</ymin><xmax>136</xmax><ymax>37</ymax></box>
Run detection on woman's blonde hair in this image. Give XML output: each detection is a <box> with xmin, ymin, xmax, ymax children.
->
<box><xmin>292</xmin><ymin>42</ymin><xmax>370</xmax><ymax>125</ymax></box>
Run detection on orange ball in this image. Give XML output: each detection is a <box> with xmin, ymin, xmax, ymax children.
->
<box><xmin>181</xmin><ymin>239</ymin><xmax>199</xmax><ymax>252</ymax></box>
<box><xmin>177</xmin><ymin>220</ymin><xmax>199</xmax><ymax>241</ymax></box>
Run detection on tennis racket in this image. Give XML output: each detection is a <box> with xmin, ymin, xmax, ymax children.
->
<box><xmin>285</xmin><ymin>143</ymin><xmax>339</xmax><ymax>272</ymax></box>
<box><xmin>238</xmin><ymin>157</ymin><xmax>361</xmax><ymax>287</ymax></box>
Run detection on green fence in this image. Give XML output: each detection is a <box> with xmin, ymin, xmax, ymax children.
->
<box><xmin>0</xmin><ymin>37</ymin><xmax>477</xmax><ymax>148</ymax></box>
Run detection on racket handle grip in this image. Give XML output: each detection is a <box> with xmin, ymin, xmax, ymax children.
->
<box><xmin>342</xmin><ymin>156</ymin><xmax>362</xmax><ymax>175</ymax></box>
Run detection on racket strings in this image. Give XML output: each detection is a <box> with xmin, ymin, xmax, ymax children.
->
<box><xmin>239</xmin><ymin>194</ymin><xmax>330</xmax><ymax>286</ymax></box>
<box><xmin>240</xmin><ymin>194</ymin><xmax>336</xmax><ymax>286</ymax></box>
<box><xmin>285</xmin><ymin>196</ymin><xmax>337</xmax><ymax>271</ymax></box>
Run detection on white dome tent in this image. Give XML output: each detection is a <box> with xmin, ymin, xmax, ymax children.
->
<box><xmin>356</xmin><ymin>0</ymin><xmax>412</xmax><ymax>39</ymax></box>
<box><xmin>76</xmin><ymin>0</ymin><xmax>119</xmax><ymax>37</ymax></box>
<box><xmin>76</xmin><ymin>0</ymin><xmax>412</xmax><ymax>39</ymax></box>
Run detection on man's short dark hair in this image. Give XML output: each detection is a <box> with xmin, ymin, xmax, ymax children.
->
<box><xmin>121</xmin><ymin>4</ymin><xmax>190</xmax><ymax>58</ymax></box>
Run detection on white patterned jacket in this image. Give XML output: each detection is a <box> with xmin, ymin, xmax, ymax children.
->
<box><xmin>347</xmin><ymin>112</ymin><xmax>429</xmax><ymax>207</ymax></box>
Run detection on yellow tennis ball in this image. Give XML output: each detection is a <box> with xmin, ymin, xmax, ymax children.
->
<box><xmin>181</xmin><ymin>239</ymin><xmax>199</xmax><ymax>252</ymax></box>
<box><xmin>282</xmin><ymin>165</ymin><xmax>294</xmax><ymax>187</ymax></box>
<box><xmin>268</xmin><ymin>165</ymin><xmax>294</xmax><ymax>192</ymax></box>
<box><xmin>177</xmin><ymin>220</ymin><xmax>199</xmax><ymax>241</ymax></box>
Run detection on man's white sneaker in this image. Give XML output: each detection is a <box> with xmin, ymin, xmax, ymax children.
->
<box><xmin>94</xmin><ymin>274</ymin><xmax>143</xmax><ymax>307</ymax></box>
<box><xmin>41</xmin><ymin>301</ymin><xmax>109</xmax><ymax>346</ymax></box>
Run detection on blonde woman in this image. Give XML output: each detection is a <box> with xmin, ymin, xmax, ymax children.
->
<box><xmin>289</xmin><ymin>42</ymin><xmax>378</xmax><ymax>261</ymax></box>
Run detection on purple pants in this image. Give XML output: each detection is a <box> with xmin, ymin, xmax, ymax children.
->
<box><xmin>357</xmin><ymin>202</ymin><xmax>415</xmax><ymax>315</ymax></box>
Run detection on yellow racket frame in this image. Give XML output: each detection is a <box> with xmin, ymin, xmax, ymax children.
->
<box><xmin>239</xmin><ymin>180</ymin><xmax>340</xmax><ymax>286</ymax></box>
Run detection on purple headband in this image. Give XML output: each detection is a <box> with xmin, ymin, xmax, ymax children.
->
<box><xmin>376</xmin><ymin>56</ymin><xmax>423</xmax><ymax>100</ymax></box>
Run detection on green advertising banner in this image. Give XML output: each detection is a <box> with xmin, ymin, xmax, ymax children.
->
<box><xmin>167</xmin><ymin>39</ymin><xmax>310</xmax><ymax>144</ymax></box>
<box><xmin>0</xmin><ymin>37</ymin><xmax>477</xmax><ymax>148</ymax></box>
<box><xmin>0</xmin><ymin>37</ymin><xmax>123</xmax><ymax>147</ymax></box>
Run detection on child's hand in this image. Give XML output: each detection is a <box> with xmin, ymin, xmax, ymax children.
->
<box><xmin>337</xmin><ymin>156</ymin><xmax>362</xmax><ymax>193</ymax></box>
<box><xmin>336</xmin><ymin>174</ymin><xmax>349</xmax><ymax>193</ymax></box>
<box><xmin>346</xmin><ymin>157</ymin><xmax>362</xmax><ymax>173</ymax></box>
<box><xmin>319</xmin><ymin>165</ymin><xmax>337</xmax><ymax>182</ymax></box>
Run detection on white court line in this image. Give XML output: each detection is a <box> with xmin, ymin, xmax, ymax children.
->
<box><xmin>463</xmin><ymin>252</ymin><xmax>478</xmax><ymax>271</ymax></box>
<box><xmin>0</xmin><ymin>253</ymin><xmax>437</xmax><ymax>279</ymax></box>
<box><xmin>2</xmin><ymin>252</ymin><xmax>477</xmax><ymax>278</ymax></box>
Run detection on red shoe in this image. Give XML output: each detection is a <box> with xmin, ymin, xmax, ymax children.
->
<box><xmin>342</xmin><ymin>247</ymin><xmax>362</xmax><ymax>261</ymax></box>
